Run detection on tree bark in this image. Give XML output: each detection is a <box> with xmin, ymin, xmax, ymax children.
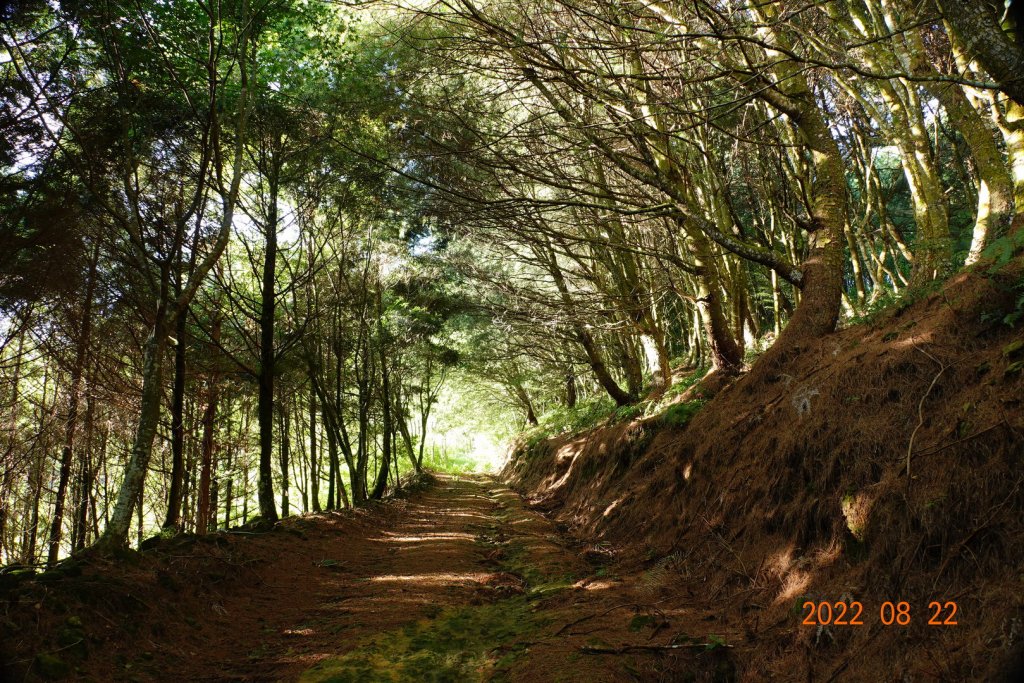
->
<box><xmin>94</xmin><ymin>1</ymin><xmax>253</xmax><ymax>550</ymax></box>
<box><xmin>938</xmin><ymin>0</ymin><xmax>1024</xmax><ymax>107</ymax></box>
<box><xmin>96</xmin><ymin>307</ymin><xmax>169</xmax><ymax>549</ymax></box>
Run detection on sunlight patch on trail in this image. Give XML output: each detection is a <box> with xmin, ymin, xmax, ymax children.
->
<box><xmin>368</xmin><ymin>572</ymin><xmax>493</xmax><ymax>585</ymax></box>
<box><xmin>376</xmin><ymin>532</ymin><xmax>477</xmax><ymax>543</ymax></box>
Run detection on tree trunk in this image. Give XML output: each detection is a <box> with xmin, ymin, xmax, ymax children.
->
<box><xmin>278</xmin><ymin>402</ymin><xmax>290</xmax><ymax>517</ymax></box>
<box><xmin>0</xmin><ymin>331</ymin><xmax>25</xmax><ymax>563</ymax></box>
<box><xmin>47</xmin><ymin>243</ymin><xmax>98</xmax><ymax>565</ymax></box>
<box><xmin>309</xmin><ymin>387</ymin><xmax>321</xmax><ymax>512</ymax></box>
<box><xmin>747</xmin><ymin>88</ymin><xmax>845</xmax><ymax>353</ymax></box>
<box><xmin>94</xmin><ymin>1</ymin><xmax>253</xmax><ymax>549</ymax></box>
<box><xmin>514</xmin><ymin>384</ymin><xmax>539</xmax><ymax>426</ymax></box>
<box><xmin>257</xmin><ymin>166</ymin><xmax>280</xmax><ymax>523</ymax></box>
<box><xmin>196</xmin><ymin>369</ymin><xmax>219</xmax><ymax>535</ymax></box>
<box><xmin>898</xmin><ymin>18</ymin><xmax>1015</xmax><ymax>264</ymax></box>
<box><xmin>73</xmin><ymin>365</ymin><xmax>98</xmax><ymax>551</ymax></box>
<box><xmin>542</xmin><ymin>243</ymin><xmax>634</xmax><ymax>405</ymax></box>
<box><xmin>938</xmin><ymin>0</ymin><xmax>1024</xmax><ymax>107</ymax></box>
<box><xmin>46</xmin><ymin>248</ymin><xmax>97</xmax><ymax>565</ymax></box>
<box><xmin>162</xmin><ymin>282</ymin><xmax>189</xmax><ymax>531</ymax></box>
<box><xmin>370</xmin><ymin>344</ymin><xmax>393</xmax><ymax>501</ymax></box>
<box><xmin>23</xmin><ymin>425</ymin><xmax>46</xmax><ymax>565</ymax></box>
<box><xmin>326</xmin><ymin>411</ymin><xmax>338</xmax><ymax>510</ymax></box>
<box><xmin>96</xmin><ymin>310</ymin><xmax>169</xmax><ymax>550</ymax></box>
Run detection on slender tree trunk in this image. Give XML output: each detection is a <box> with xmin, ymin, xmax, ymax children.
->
<box><xmin>541</xmin><ymin>243</ymin><xmax>634</xmax><ymax>405</ymax></box>
<box><xmin>691</xmin><ymin>245</ymin><xmax>744</xmax><ymax>374</ymax></box>
<box><xmin>326</xmin><ymin>411</ymin><xmax>337</xmax><ymax>510</ymax></box>
<box><xmin>96</xmin><ymin>307</ymin><xmax>169</xmax><ymax>550</ymax></box>
<box><xmin>47</xmin><ymin>244</ymin><xmax>98</xmax><ymax>564</ymax></box>
<box><xmin>257</xmin><ymin>165</ymin><xmax>280</xmax><ymax>523</ymax></box>
<box><xmin>136</xmin><ymin>487</ymin><xmax>144</xmax><ymax>548</ymax></box>
<box><xmin>162</xmin><ymin>281</ymin><xmax>189</xmax><ymax>531</ymax></box>
<box><xmin>196</xmin><ymin>373</ymin><xmax>219</xmax><ymax>534</ymax></box>
<box><xmin>371</xmin><ymin>344</ymin><xmax>393</xmax><ymax>501</ymax></box>
<box><xmin>222</xmin><ymin>415</ymin><xmax>233</xmax><ymax>530</ymax></box>
<box><xmin>278</xmin><ymin>402</ymin><xmax>290</xmax><ymax>517</ymax></box>
<box><xmin>354</xmin><ymin>369</ymin><xmax>371</xmax><ymax>505</ymax></box>
<box><xmin>23</xmin><ymin>447</ymin><xmax>44</xmax><ymax>565</ymax></box>
<box><xmin>309</xmin><ymin>387</ymin><xmax>320</xmax><ymax>512</ymax></box>
<box><xmin>1</xmin><ymin>328</ymin><xmax>26</xmax><ymax>563</ymax></box>
<box><xmin>621</xmin><ymin>336</ymin><xmax>645</xmax><ymax>398</ymax></box>
<box><xmin>73</xmin><ymin>359</ymin><xmax>99</xmax><ymax>551</ymax></box>
<box><xmin>514</xmin><ymin>384</ymin><xmax>539</xmax><ymax>426</ymax></box>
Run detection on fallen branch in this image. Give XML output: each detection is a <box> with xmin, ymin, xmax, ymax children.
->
<box><xmin>907</xmin><ymin>347</ymin><xmax>949</xmax><ymax>479</ymax></box>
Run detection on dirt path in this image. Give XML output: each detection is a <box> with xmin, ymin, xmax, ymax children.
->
<box><xmin>163</xmin><ymin>473</ymin><xmax>734</xmax><ymax>682</ymax></box>
<box><xmin>4</xmin><ymin>474</ymin><xmax>736</xmax><ymax>681</ymax></box>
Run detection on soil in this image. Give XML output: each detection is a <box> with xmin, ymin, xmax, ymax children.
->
<box><xmin>1</xmin><ymin>474</ymin><xmax>735</xmax><ymax>682</ymax></box>
<box><xmin>505</xmin><ymin>267</ymin><xmax>1024</xmax><ymax>682</ymax></box>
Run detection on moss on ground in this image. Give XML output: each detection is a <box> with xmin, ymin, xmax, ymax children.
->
<box><xmin>298</xmin><ymin>598</ymin><xmax>541</xmax><ymax>683</ymax></box>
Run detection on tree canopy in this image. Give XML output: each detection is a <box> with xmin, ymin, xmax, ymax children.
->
<box><xmin>2</xmin><ymin>0</ymin><xmax>1023</xmax><ymax>561</ymax></box>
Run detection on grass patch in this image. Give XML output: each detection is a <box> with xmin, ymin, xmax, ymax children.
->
<box><xmin>299</xmin><ymin>599</ymin><xmax>542</xmax><ymax>683</ymax></box>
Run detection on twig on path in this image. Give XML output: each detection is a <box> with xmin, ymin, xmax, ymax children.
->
<box><xmin>554</xmin><ymin>603</ymin><xmax>643</xmax><ymax>636</ymax></box>
<box><xmin>580</xmin><ymin>642</ymin><xmax>733</xmax><ymax>654</ymax></box>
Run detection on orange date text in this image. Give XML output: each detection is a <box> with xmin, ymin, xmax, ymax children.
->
<box><xmin>800</xmin><ymin>600</ymin><xmax>958</xmax><ymax>626</ymax></box>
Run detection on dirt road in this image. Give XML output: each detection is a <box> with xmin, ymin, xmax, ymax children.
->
<box><xmin>9</xmin><ymin>474</ymin><xmax>735</xmax><ymax>681</ymax></box>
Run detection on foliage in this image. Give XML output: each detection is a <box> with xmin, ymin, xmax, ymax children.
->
<box><xmin>844</xmin><ymin>279</ymin><xmax>945</xmax><ymax>328</ymax></box>
<box><xmin>982</xmin><ymin>233</ymin><xmax>1024</xmax><ymax>273</ymax></box>
<box><xmin>521</xmin><ymin>395</ymin><xmax>618</xmax><ymax>447</ymax></box>
<box><xmin>982</xmin><ymin>276</ymin><xmax>1024</xmax><ymax>329</ymax></box>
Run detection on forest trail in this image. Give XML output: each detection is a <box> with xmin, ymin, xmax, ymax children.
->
<box><xmin>4</xmin><ymin>472</ymin><xmax>737</xmax><ymax>681</ymax></box>
<box><xmin>146</xmin><ymin>473</ymin><xmax>732</xmax><ymax>683</ymax></box>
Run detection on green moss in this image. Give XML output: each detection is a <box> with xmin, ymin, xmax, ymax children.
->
<box><xmin>658</xmin><ymin>400</ymin><xmax>706</xmax><ymax>428</ymax></box>
<box><xmin>298</xmin><ymin>599</ymin><xmax>540</xmax><ymax>683</ymax></box>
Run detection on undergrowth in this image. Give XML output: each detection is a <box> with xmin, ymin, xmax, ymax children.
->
<box><xmin>843</xmin><ymin>279</ymin><xmax>944</xmax><ymax>328</ymax></box>
<box><xmin>518</xmin><ymin>368</ymin><xmax>710</xmax><ymax>454</ymax></box>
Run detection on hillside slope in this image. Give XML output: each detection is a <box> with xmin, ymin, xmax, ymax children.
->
<box><xmin>504</xmin><ymin>267</ymin><xmax>1024</xmax><ymax>682</ymax></box>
